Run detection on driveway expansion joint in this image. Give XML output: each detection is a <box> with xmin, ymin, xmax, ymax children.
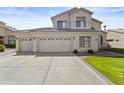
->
<box><xmin>41</xmin><ymin>57</ymin><xmax>54</xmax><ymax>85</ymax></box>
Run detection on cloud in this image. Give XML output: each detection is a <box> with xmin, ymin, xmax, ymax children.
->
<box><xmin>47</xmin><ymin>10</ymin><xmax>58</xmax><ymax>16</ymax></box>
<box><xmin>0</xmin><ymin>7</ymin><xmax>54</xmax><ymax>29</ymax></box>
<box><xmin>0</xmin><ymin>7</ymin><xmax>123</xmax><ymax>30</ymax></box>
<box><xmin>110</xmin><ymin>8</ymin><xmax>124</xmax><ymax>12</ymax></box>
<box><xmin>87</xmin><ymin>7</ymin><xmax>124</xmax><ymax>13</ymax></box>
<box><xmin>0</xmin><ymin>7</ymin><xmax>41</xmax><ymax>18</ymax></box>
<box><xmin>2</xmin><ymin>16</ymin><xmax>52</xmax><ymax>29</ymax></box>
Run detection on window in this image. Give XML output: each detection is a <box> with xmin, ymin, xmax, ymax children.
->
<box><xmin>48</xmin><ymin>38</ymin><xmax>51</xmax><ymax>40</ymax></box>
<box><xmin>116</xmin><ymin>39</ymin><xmax>119</xmax><ymax>42</ymax></box>
<box><xmin>76</xmin><ymin>17</ymin><xmax>86</xmax><ymax>28</ymax></box>
<box><xmin>8</xmin><ymin>40</ymin><xmax>15</xmax><ymax>44</ymax></box>
<box><xmin>107</xmin><ymin>39</ymin><xmax>114</xmax><ymax>42</ymax></box>
<box><xmin>0</xmin><ymin>36</ymin><xmax>4</xmax><ymax>39</ymax></box>
<box><xmin>79</xmin><ymin>36</ymin><xmax>91</xmax><ymax>47</ymax></box>
<box><xmin>29</xmin><ymin>39</ymin><xmax>32</xmax><ymax>41</ymax></box>
<box><xmin>57</xmin><ymin>21</ymin><xmax>67</xmax><ymax>29</ymax></box>
<box><xmin>8</xmin><ymin>36</ymin><xmax>16</xmax><ymax>44</ymax></box>
<box><xmin>76</xmin><ymin>20</ymin><xmax>85</xmax><ymax>28</ymax></box>
<box><xmin>21</xmin><ymin>39</ymin><xmax>24</xmax><ymax>41</ymax></box>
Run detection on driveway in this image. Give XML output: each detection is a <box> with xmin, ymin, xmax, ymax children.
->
<box><xmin>0</xmin><ymin>49</ymin><xmax>15</xmax><ymax>56</ymax></box>
<box><xmin>0</xmin><ymin>53</ymin><xmax>108</xmax><ymax>85</ymax></box>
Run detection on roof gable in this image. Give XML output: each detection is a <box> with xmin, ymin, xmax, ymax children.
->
<box><xmin>92</xmin><ymin>18</ymin><xmax>103</xmax><ymax>24</ymax></box>
<box><xmin>51</xmin><ymin>7</ymin><xmax>93</xmax><ymax>19</ymax></box>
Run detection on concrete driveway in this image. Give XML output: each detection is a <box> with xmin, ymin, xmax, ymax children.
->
<box><xmin>0</xmin><ymin>53</ymin><xmax>108</xmax><ymax>85</ymax></box>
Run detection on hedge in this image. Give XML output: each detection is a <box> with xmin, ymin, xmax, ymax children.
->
<box><xmin>0</xmin><ymin>45</ymin><xmax>5</xmax><ymax>52</ymax></box>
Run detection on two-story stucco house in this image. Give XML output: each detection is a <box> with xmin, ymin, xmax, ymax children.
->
<box><xmin>13</xmin><ymin>7</ymin><xmax>107</xmax><ymax>53</ymax></box>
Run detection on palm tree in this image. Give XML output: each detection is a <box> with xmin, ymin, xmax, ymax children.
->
<box><xmin>103</xmin><ymin>25</ymin><xmax>107</xmax><ymax>31</ymax></box>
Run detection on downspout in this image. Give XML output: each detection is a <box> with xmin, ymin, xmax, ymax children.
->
<box><xmin>68</xmin><ymin>13</ymin><xmax>71</xmax><ymax>29</ymax></box>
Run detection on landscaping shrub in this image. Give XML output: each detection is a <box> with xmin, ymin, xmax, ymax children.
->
<box><xmin>73</xmin><ymin>49</ymin><xmax>78</xmax><ymax>54</ymax></box>
<box><xmin>0</xmin><ymin>45</ymin><xmax>5</xmax><ymax>52</ymax></box>
<box><xmin>5</xmin><ymin>44</ymin><xmax>16</xmax><ymax>48</ymax></box>
<box><xmin>0</xmin><ymin>40</ymin><xmax>4</xmax><ymax>45</ymax></box>
<box><xmin>104</xmin><ymin>48</ymin><xmax>124</xmax><ymax>54</ymax></box>
<box><xmin>88</xmin><ymin>50</ymin><xmax>94</xmax><ymax>54</ymax></box>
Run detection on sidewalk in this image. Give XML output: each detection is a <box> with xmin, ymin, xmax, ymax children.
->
<box><xmin>0</xmin><ymin>49</ymin><xmax>15</xmax><ymax>56</ymax></box>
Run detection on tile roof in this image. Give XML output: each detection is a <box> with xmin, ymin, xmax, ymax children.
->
<box><xmin>108</xmin><ymin>29</ymin><xmax>124</xmax><ymax>34</ymax></box>
<box><xmin>18</xmin><ymin>27</ymin><xmax>106</xmax><ymax>33</ymax></box>
<box><xmin>91</xmin><ymin>18</ymin><xmax>103</xmax><ymax>23</ymax></box>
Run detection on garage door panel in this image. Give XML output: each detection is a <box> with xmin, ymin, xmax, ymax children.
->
<box><xmin>20</xmin><ymin>39</ymin><xmax>33</xmax><ymax>52</ymax></box>
<box><xmin>39</xmin><ymin>38</ymin><xmax>73</xmax><ymax>52</ymax></box>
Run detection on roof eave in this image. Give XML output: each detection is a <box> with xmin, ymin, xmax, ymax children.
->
<box><xmin>51</xmin><ymin>7</ymin><xmax>93</xmax><ymax>19</ymax></box>
<box><xmin>92</xmin><ymin>18</ymin><xmax>103</xmax><ymax>24</ymax></box>
<box><xmin>79</xmin><ymin>7</ymin><xmax>93</xmax><ymax>15</ymax></box>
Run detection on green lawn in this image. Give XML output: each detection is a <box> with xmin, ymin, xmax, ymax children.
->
<box><xmin>83</xmin><ymin>57</ymin><xmax>124</xmax><ymax>85</ymax></box>
<box><xmin>104</xmin><ymin>48</ymin><xmax>124</xmax><ymax>54</ymax></box>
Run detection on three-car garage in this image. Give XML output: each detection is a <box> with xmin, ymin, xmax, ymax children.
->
<box><xmin>19</xmin><ymin>37</ymin><xmax>74</xmax><ymax>52</ymax></box>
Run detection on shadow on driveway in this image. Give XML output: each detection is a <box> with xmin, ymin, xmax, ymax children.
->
<box><xmin>15</xmin><ymin>50</ymin><xmax>124</xmax><ymax>58</ymax></box>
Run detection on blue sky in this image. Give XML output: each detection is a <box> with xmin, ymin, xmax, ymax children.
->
<box><xmin>0</xmin><ymin>7</ymin><xmax>124</xmax><ymax>30</ymax></box>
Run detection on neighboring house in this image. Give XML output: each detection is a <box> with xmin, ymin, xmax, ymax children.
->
<box><xmin>0</xmin><ymin>7</ymin><xmax>107</xmax><ymax>53</ymax></box>
<box><xmin>0</xmin><ymin>21</ymin><xmax>16</xmax><ymax>47</ymax></box>
<box><xmin>107</xmin><ymin>29</ymin><xmax>124</xmax><ymax>48</ymax></box>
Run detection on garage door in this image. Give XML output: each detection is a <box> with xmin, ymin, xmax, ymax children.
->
<box><xmin>39</xmin><ymin>37</ymin><xmax>73</xmax><ymax>52</ymax></box>
<box><xmin>20</xmin><ymin>38</ymin><xmax>33</xmax><ymax>52</ymax></box>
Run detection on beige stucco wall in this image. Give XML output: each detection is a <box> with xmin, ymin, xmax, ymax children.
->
<box><xmin>91</xmin><ymin>19</ymin><xmax>101</xmax><ymax>30</ymax></box>
<box><xmin>107</xmin><ymin>31</ymin><xmax>124</xmax><ymax>48</ymax></box>
<box><xmin>69</xmin><ymin>10</ymin><xmax>92</xmax><ymax>29</ymax></box>
<box><xmin>52</xmin><ymin>10</ymin><xmax>92</xmax><ymax>29</ymax></box>
<box><xmin>52</xmin><ymin>13</ymin><xmax>69</xmax><ymax>28</ymax></box>
<box><xmin>0</xmin><ymin>26</ymin><xmax>6</xmax><ymax>36</ymax></box>
<box><xmin>0</xmin><ymin>25</ymin><xmax>15</xmax><ymax>44</ymax></box>
<box><xmin>15</xmin><ymin>31</ymin><xmax>107</xmax><ymax>52</ymax></box>
<box><xmin>98</xmin><ymin>32</ymin><xmax>107</xmax><ymax>49</ymax></box>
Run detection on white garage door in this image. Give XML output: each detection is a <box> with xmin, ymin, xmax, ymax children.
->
<box><xmin>39</xmin><ymin>37</ymin><xmax>73</xmax><ymax>52</ymax></box>
<box><xmin>20</xmin><ymin>38</ymin><xmax>33</xmax><ymax>52</ymax></box>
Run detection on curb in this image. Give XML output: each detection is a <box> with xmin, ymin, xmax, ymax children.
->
<box><xmin>77</xmin><ymin>57</ymin><xmax>113</xmax><ymax>85</ymax></box>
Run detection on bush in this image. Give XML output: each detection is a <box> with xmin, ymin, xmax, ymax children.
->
<box><xmin>0</xmin><ymin>45</ymin><xmax>5</xmax><ymax>52</ymax></box>
<box><xmin>73</xmin><ymin>49</ymin><xmax>78</xmax><ymax>54</ymax></box>
<box><xmin>5</xmin><ymin>44</ymin><xmax>16</xmax><ymax>48</ymax></box>
<box><xmin>88</xmin><ymin>50</ymin><xmax>94</xmax><ymax>54</ymax></box>
<box><xmin>0</xmin><ymin>40</ymin><xmax>4</xmax><ymax>45</ymax></box>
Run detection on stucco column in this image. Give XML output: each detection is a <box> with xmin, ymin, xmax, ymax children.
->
<box><xmin>33</xmin><ymin>37</ymin><xmax>37</xmax><ymax>52</ymax></box>
<box><xmin>73</xmin><ymin>36</ymin><xmax>78</xmax><ymax>50</ymax></box>
<box><xmin>92</xmin><ymin>36</ymin><xmax>98</xmax><ymax>52</ymax></box>
<box><xmin>16</xmin><ymin>37</ymin><xmax>19</xmax><ymax>52</ymax></box>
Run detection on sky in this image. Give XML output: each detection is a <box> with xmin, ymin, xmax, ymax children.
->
<box><xmin>0</xmin><ymin>7</ymin><xmax>124</xmax><ymax>30</ymax></box>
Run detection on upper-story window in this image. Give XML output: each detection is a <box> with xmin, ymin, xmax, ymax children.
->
<box><xmin>57</xmin><ymin>21</ymin><xmax>67</xmax><ymax>29</ymax></box>
<box><xmin>76</xmin><ymin>20</ymin><xmax>84</xmax><ymax>28</ymax></box>
<box><xmin>76</xmin><ymin>17</ymin><xmax>86</xmax><ymax>28</ymax></box>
